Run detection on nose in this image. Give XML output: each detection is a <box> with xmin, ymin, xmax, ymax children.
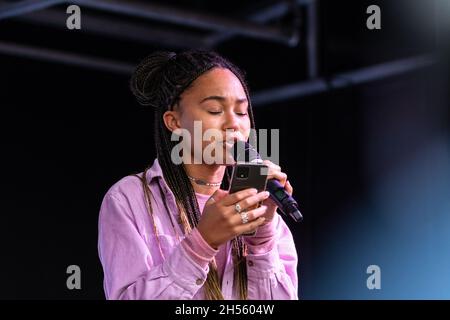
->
<box><xmin>223</xmin><ymin>111</ymin><xmax>239</xmax><ymax>132</ymax></box>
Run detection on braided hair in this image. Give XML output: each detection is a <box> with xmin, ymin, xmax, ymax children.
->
<box><xmin>130</xmin><ymin>50</ymin><xmax>256</xmax><ymax>300</ymax></box>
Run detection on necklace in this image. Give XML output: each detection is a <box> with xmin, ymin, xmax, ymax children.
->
<box><xmin>187</xmin><ymin>175</ymin><xmax>222</xmax><ymax>187</ymax></box>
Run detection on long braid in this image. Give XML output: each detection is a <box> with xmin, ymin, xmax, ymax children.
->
<box><xmin>130</xmin><ymin>50</ymin><xmax>255</xmax><ymax>300</ymax></box>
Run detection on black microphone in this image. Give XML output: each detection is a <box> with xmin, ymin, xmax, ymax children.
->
<box><xmin>232</xmin><ymin>141</ymin><xmax>303</xmax><ymax>222</ymax></box>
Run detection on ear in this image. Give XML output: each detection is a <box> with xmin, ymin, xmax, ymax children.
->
<box><xmin>162</xmin><ymin>110</ymin><xmax>181</xmax><ymax>132</ymax></box>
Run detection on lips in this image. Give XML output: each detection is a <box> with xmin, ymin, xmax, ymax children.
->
<box><xmin>221</xmin><ymin>139</ymin><xmax>243</xmax><ymax>150</ymax></box>
<box><xmin>220</xmin><ymin>135</ymin><xmax>243</xmax><ymax>144</ymax></box>
<box><xmin>213</xmin><ymin>134</ymin><xmax>246</xmax><ymax>151</ymax></box>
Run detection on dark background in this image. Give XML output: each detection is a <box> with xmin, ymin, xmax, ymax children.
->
<box><xmin>1</xmin><ymin>0</ymin><xmax>449</xmax><ymax>299</ymax></box>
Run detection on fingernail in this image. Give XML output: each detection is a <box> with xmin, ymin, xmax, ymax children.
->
<box><xmin>264</xmin><ymin>191</ymin><xmax>270</xmax><ymax>197</ymax></box>
<box><xmin>251</xmin><ymin>188</ymin><xmax>258</xmax><ymax>194</ymax></box>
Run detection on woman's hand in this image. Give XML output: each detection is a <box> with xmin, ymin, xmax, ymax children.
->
<box><xmin>260</xmin><ymin>160</ymin><xmax>294</xmax><ymax>224</ymax></box>
<box><xmin>197</xmin><ymin>188</ymin><xmax>270</xmax><ymax>249</ymax></box>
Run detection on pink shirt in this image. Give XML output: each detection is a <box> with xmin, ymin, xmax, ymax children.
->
<box><xmin>98</xmin><ymin>159</ymin><xmax>298</xmax><ymax>300</ymax></box>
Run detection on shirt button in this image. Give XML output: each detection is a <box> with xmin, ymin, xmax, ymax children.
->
<box><xmin>196</xmin><ymin>278</ymin><xmax>203</xmax><ymax>285</ymax></box>
<box><xmin>248</xmin><ymin>260</ymin><xmax>254</xmax><ymax>267</ymax></box>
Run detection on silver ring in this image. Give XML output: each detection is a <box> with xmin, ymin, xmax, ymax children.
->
<box><xmin>235</xmin><ymin>203</ymin><xmax>242</xmax><ymax>213</ymax></box>
<box><xmin>240</xmin><ymin>211</ymin><xmax>249</xmax><ymax>224</ymax></box>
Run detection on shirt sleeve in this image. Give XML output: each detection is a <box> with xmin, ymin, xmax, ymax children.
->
<box><xmin>181</xmin><ymin>227</ymin><xmax>218</xmax><ymax>269</ymax></box>
<box><xmin>244</xmin><ymin>218</ymin><xmax>277</xmax><ymax>254</ymax></box>
<box><xmin>98</xmin><ymin>192</ymin><xmax>212</xmax><ymax>300</ymax></box>
<box><xmin>244</xmin><ymin>213</ymin><xmax>299</xmax><ymax>300</ymax></box>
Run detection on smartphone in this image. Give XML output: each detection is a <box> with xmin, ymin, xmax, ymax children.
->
<box><xmin>229</xmin><ymin>163</ymin><xmax>269</xmax><ymax>236</ymax></box>
<box><xmin>229</xmin><ymin>163</ymin><xmax>269</xmax><ymax>194</ymax></box>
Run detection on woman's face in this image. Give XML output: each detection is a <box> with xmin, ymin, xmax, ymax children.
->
<box><xmin>164</xmin><ymin>67</ymin><xmax>251</xmax><ymax>165</ymax></box>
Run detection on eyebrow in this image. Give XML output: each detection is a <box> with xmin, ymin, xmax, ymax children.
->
<box><xmin>199</xmin><ymin>95</ymin><xmax>248</xmax><ymax>104</ymax></box>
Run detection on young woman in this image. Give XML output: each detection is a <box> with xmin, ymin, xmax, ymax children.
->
<box><xmin>98</xmin><ymin>50</ymin><xmax>298</xmax><ymax>300</ymax></box>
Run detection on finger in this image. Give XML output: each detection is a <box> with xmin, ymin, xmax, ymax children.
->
<box><xmin>285</xmin><ymin>180</ymin><xmax>293</xmax><ymax>196</ymax></box>
<box><xmin>205</xmin><ymin>195</ymin><xmax>216</xmax><ymax>205</ymax></box>
<box><xmin>268</xmin><ymin>171</ymin><xmax>288</xmax><ymax>187</ymax></box>
<box><xmin>232</xmin><ymin>205</ymin><xmax>268</xmax><ymax>225</ymax></box>
<box><xmin>207</xmin><ymin>189</ymin><xmax>228</xmax><ymax>205</ymax></box>
<box><xmin>221</xmin><ymin>188</ymin><xmax>258</xmax><ymax>206</ymax></box>
<box><xmin>262</xmin><ymin>161</ymin><xmax>286</xmax><ymax>184</ymax></box>
<box><xmin>235</xmin><ymin>217</ymin><xmax>266</xmax><ymax>235</ymax></box>
<box><xmin>235</xmin><ymin>191</ymin><xmax>270</xmax><ymax>211</ymax></box>
<box><xmin>262</xmin><ymin>160</ymin><xmax>281</xmax><ymax>171</ymax></box>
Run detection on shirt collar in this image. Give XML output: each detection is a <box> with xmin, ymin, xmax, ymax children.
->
<box><xmin>145</xmin><ymin>158</ymin><xmax>164</xmax><ymax>183</ymax></box>
<box><xmin>145</xmin><ymin>158</ymin><xmax>177</xmax><ymax>200</ymax></box>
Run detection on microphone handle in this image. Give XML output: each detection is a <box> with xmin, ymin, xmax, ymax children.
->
<box><xmin>266</xmin><ymin>179</ymin><xmax>303</xmax><ymax>222</ymax></box>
